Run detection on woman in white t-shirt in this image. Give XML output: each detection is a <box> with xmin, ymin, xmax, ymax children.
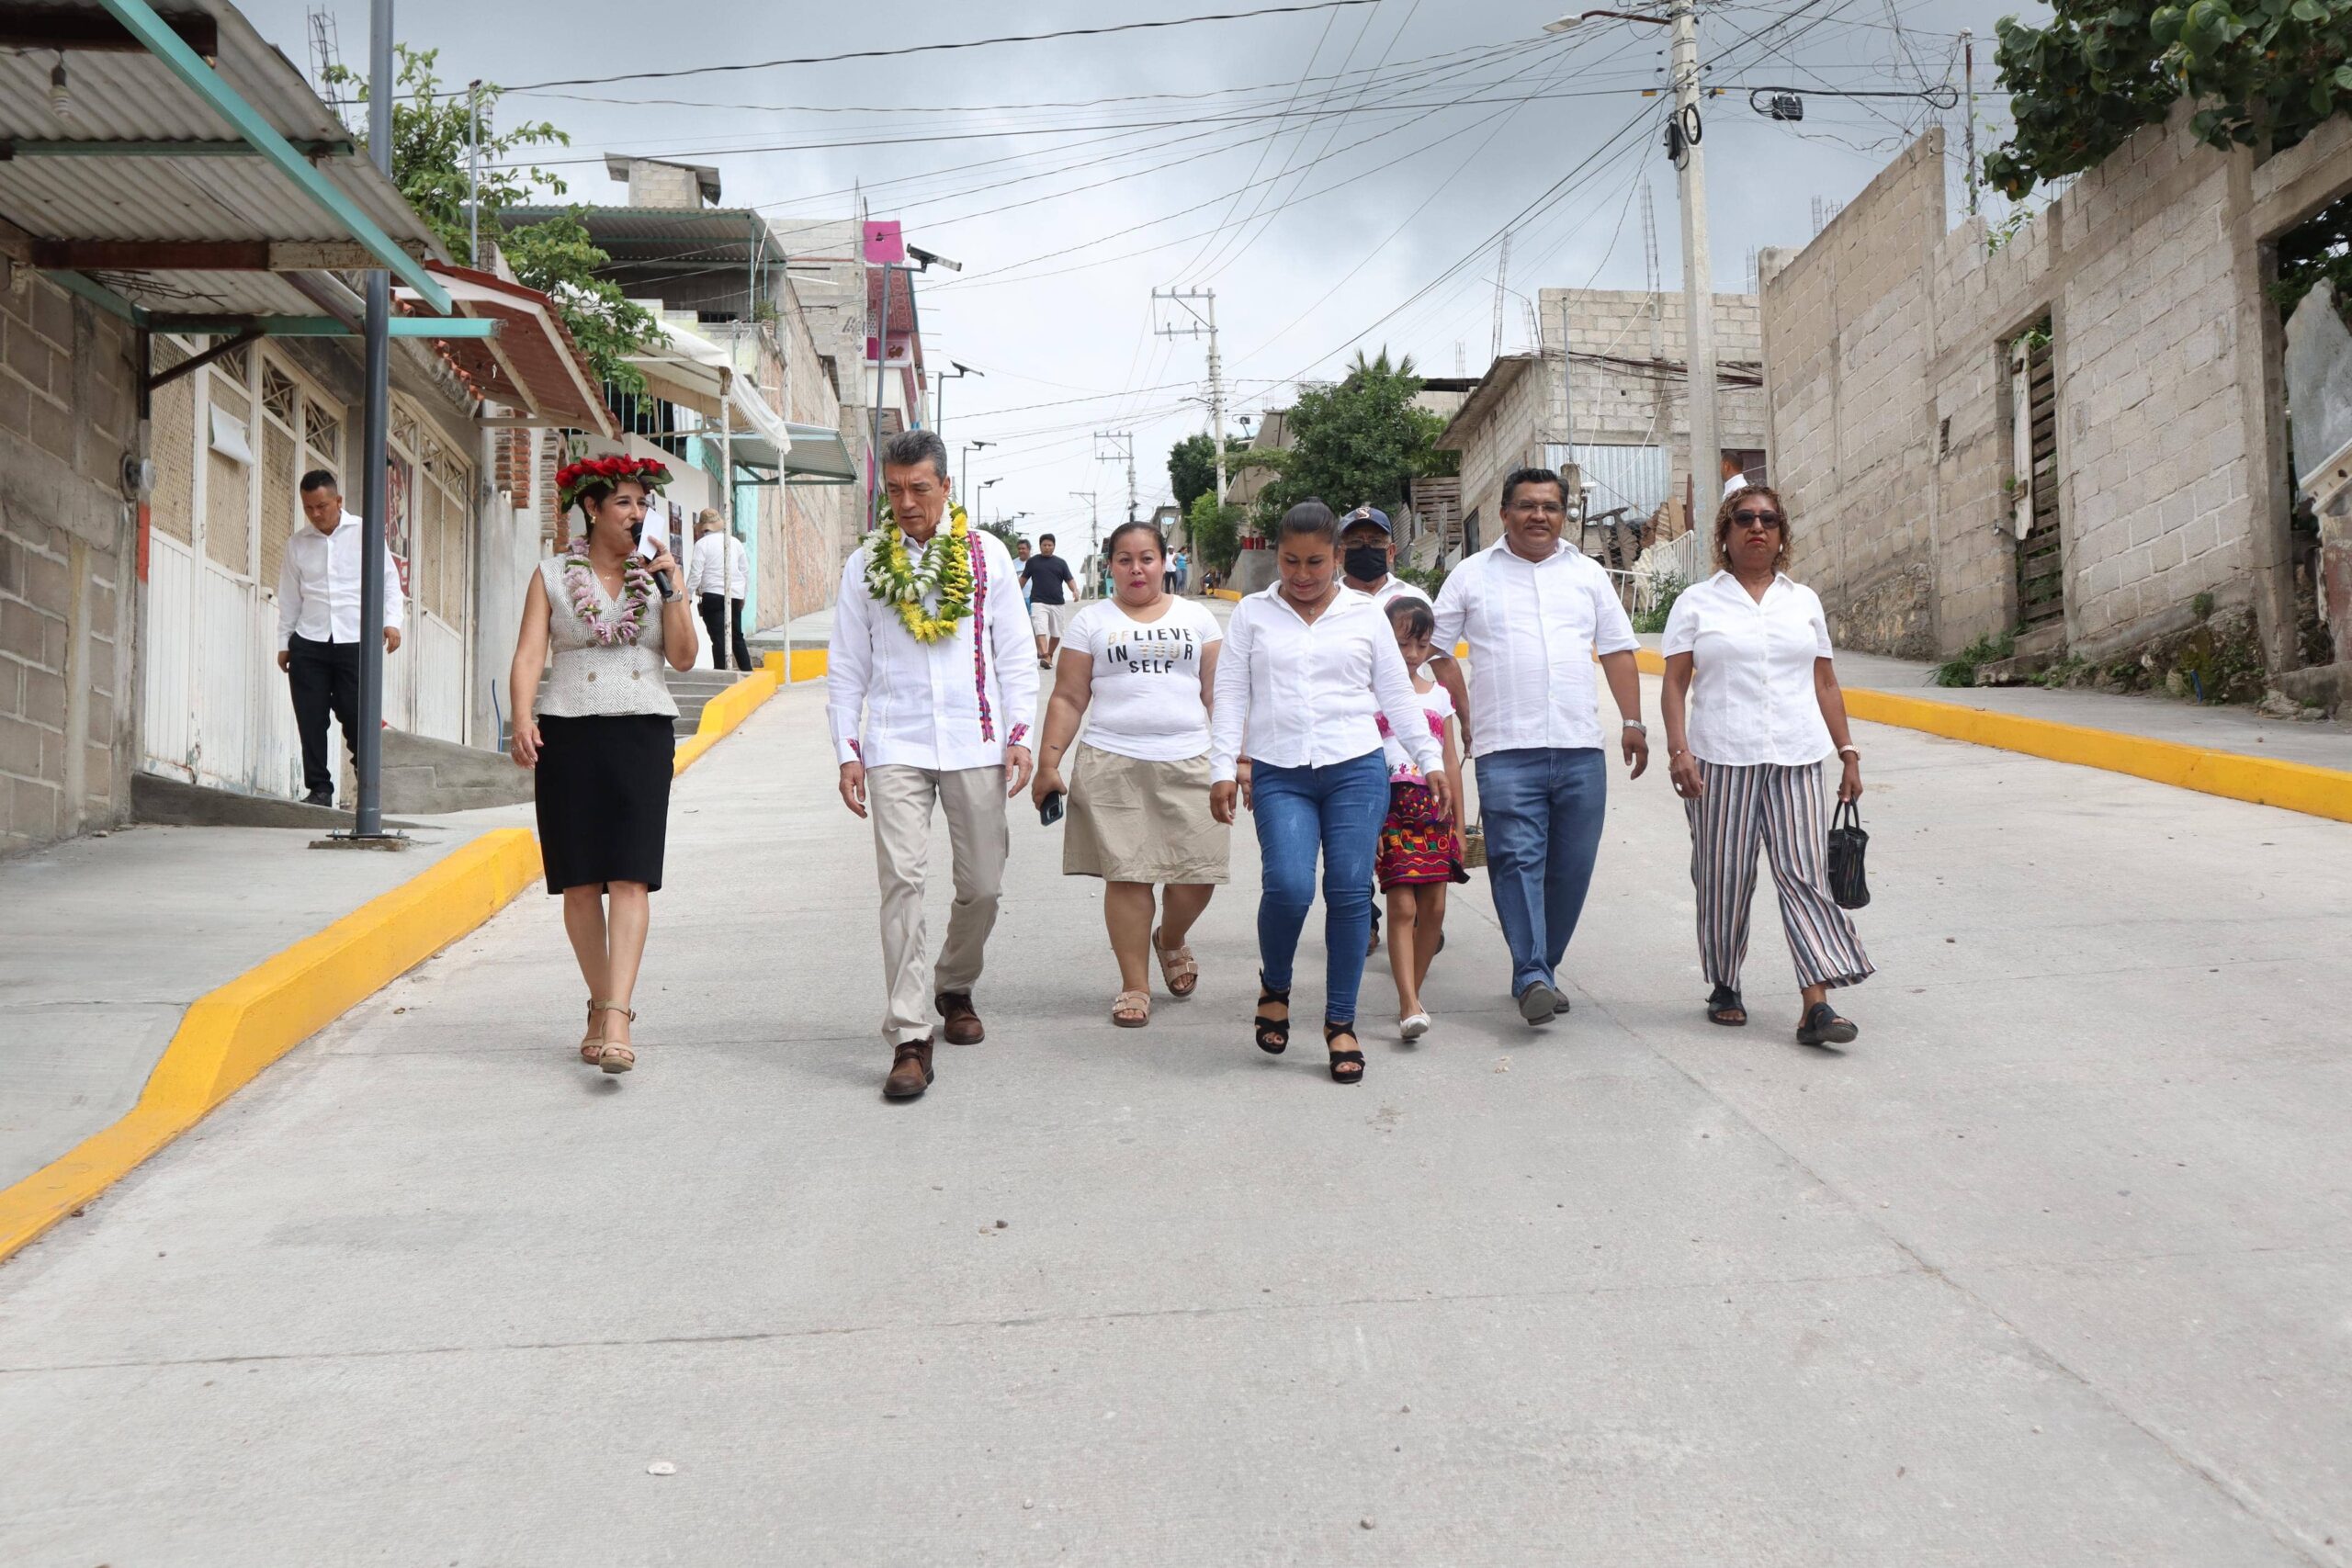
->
<box><xmin>1032</xmin><ymin>521</ymin><xmax>1228</xmax><ymax>1028</ymax></box>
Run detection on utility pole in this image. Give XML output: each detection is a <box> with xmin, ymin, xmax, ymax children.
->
<box><xmin>1094</xmin><ymin>431</ymin><xmax>1136</xmax><ymax>523</ymax></box>
<box><xmin>1549</xmin><ymin>3</ymin><xmax>1716</xmax><ymax>526</ymax></box>
<box><xmin>1960</xmin><ymin>29</ymin><xmax>1979</xmax><ymax>216</ymax></box>
<box><xmin>352</xmin><ymin>0</ymin><xmax>394</xmax><ymax>840</ymax></box>
<box><xmin>1070</xmin><ymin>491</ymin><xmax>1101</xmax><ymax>587</ymax></box>
<box><xmin>1154</xmin><ymin>287</ymin><xmax>1226</xmax><ymax>505</ymax></box>
<box><xmin>466</xmin><ymin>80</ymin><xmax>481</xmax><ymax>265</ymax></box>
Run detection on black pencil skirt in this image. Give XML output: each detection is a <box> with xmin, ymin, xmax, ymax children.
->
<box><xmin>534</xmin><ymin>714</ymin><xmax>675</xmax><ymax>894</ymax></box>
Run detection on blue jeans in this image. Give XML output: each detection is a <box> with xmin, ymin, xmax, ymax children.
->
<box><xmin>1251</xmin><ymin>750</ymin><xmax>1389</xmax><ymax>1024</ymax></box>
<box><xmin>1476</xmin><ymin>747</ymin><xmax>1607</xmax><ymax>997</ymax></box>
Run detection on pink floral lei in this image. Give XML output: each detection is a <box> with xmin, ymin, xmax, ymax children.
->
<box><xmin>560</xmin><ymin>537</ymin><xmax>655</xmax><ymax>646</ymax></box>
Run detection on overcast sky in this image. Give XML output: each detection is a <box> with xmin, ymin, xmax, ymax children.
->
<box><xmin>254</xmin><ymin>0</ymin><xmax>2046</xmax><ymax>549</ymax></box>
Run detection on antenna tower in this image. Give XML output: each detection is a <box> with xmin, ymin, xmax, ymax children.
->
<box><xmin>1490</xmin><ymin>231</ymin><xmax>1511</xmax><ymax>363</ymax></box>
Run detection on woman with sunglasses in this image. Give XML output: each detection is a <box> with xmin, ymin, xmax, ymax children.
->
<box><xmin>1658</xmin><ymin>486</ymin><xmax>1873</xmax><ymax>1046</ymax></box>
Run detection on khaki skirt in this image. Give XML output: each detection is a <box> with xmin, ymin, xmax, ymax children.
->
<box><xmin>1063</xmin><ymin>742</ymin><xmax>1229</xmax><ymax>885</ymax></box>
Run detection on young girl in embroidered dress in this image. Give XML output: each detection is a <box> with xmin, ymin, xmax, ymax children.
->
<box><xmin>1376</xmin><ymin>599</ymin><xmax>1469</xmax><ymax>1041</ymax></box>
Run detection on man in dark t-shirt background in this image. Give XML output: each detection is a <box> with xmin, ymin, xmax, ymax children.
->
<box><xmin>1020</xmin><ymin>533</ymin><xmax>1078</xmax><ymax>670</ymax></box>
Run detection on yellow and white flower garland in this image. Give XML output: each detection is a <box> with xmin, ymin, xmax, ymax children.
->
<box><xmin>862</xmin><ymin>502</ymin><xmax>976</xmax><ymax>644</ymax></box>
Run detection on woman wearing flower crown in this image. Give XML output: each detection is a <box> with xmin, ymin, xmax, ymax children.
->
<box><xmin>505</xmin><ymin>453</ymin><xmax>695</xmax><ymax>1074</ymax></box>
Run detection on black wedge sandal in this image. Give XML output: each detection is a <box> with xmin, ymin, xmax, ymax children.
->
<box><xmin>1324</xmin><ymin>1021</ymin><xmax>1366</xmax><ymax>1085</ymax></box>
<box><xmin>1706</xmin><ymin>984</ymin><xmax>1747</xmax><ymax>1027</ymax></box>
<box><xmin>1254</xmin><ymin>974</ymin><xmax>1292</xmax><ymax>1055</ymax></box>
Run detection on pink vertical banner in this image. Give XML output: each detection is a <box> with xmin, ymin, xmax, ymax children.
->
<box><xmin>863</xmin><ymin>220</ymin><xmax>906</xmax><ymax>265</ymax></box>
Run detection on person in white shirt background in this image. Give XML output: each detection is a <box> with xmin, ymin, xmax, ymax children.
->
<box><xmin>1432</xmin><ymin>467</ymin><xmax>1647</xmax><ymax>1027</ymax></box>
<box><xmin>1031</xmin><ymin>520</ymin><xmax>1227</xmax><ymax>1028</ymax></box>
<box><xmin>274</xmin><ymin>470</ymin><xmax>404</xmax><ymax>807</ymax></box>
<box><xmin>1659</xmin><ymin>485</ymin><xmax>1872</xmax><ymax>1047</ymax></box>
<box><xmin>1210</xmin><ymin>500</ymin><xmax>1451</xmax><ymax>1086</ymax></box>
<box><xmin>830</xmin><ymin>430</ymin><xmax>1039</xmax><ymax>1100</ymax></box>
<box><xmin>684</xmin><ymin>509</ymin><xmax>754</xmax><ymax>671</ymax></box>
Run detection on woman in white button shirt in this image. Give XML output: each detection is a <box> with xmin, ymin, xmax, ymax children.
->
<box><xmin>1659</xmin><ymin>486</ymin><xmax>1873</xmax><ymax>1046</ymax></box>
<box><xmin>1209</xmin><ymin>501</ymin><xmax>1452</xmax><ymax>1084</ymax></box>
<box><xmin>1031</xmin><ymin>520</ymin><xmax>1228</xmax><ymax>1028</ymax></box>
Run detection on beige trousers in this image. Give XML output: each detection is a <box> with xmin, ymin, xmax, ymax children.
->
<box><xmin>868</xmin><ymin>763</ymin><xmax>1010</xmax><ymax>1043</ymax></box>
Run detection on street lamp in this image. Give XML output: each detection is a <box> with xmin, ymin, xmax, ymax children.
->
<box><xmin>1545</xmin><ymin>3</ymin><xmax>1718</xmax><ymax>527</ymax></box>
<box><xmin>978</xmin><ymin>476</ymin><xmax>1002</xmax><ymax>522</ymax></box>
<box><xmin>934</xmin><ymin>360</ymin><xmax>982</xmax><ymax>441</ymax></box>
<box><xmin>960</xmin><ymin>439</ymin><xmax>993</xmax><ymax>504</ymax></box>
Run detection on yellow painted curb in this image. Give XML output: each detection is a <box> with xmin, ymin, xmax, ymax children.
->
<box><xmin>0</xmin><ymin>828</ymin><xmax>542</xmax><ymax>1264</ymax></box>
<box><xmin>1208</xmin><ymin>588</ymin><xmax>1243</xmax><ymax>602</ymax></box>
<box><xmin>0</xmin><ymin>661</ymin><xmax>800</xmax><ymax>1267</ymax></box>
<box><xmin>1630</xmin><ymin>644</ymin><xmax>2352</xmax><ymax>823</ymax></box>
<box><xmin>1840</xmin><ymin>688</ymin><xmax>2352</xmax><ymax>822</ymax></box>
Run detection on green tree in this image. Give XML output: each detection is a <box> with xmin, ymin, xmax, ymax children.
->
<box><xmin>1247</xmin><ymin>349</ymin><xmax>1454</xmax><ymax>532</ymax></box>
<box><xmin>331</xmin><ymin>44</ymin><xmax>659</xmax><ymax>389</ymax></box>
<box><xmin>1984</xmin><ymin>0</ymin><xmax>2352</xmax><ymax>198</ymax></box>
<box><xmin>1186</xmin><ymin>491</ymin><xmax>1242</xmax><ymax>571</ymax></box>
<box><xmin>1166</xmin><ymin>432</ymin><xmax>1250</xmax><ymax>513</ymax></box>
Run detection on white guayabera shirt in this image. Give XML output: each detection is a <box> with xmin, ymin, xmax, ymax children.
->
<box><xmin>826</xmin><ymin>527</ymin><xmax>1040</xmax><ymax>772</ymax></box>
<box><xmin>1431</xmin><ymin>537</ymin><xmax>1637</xmax><ymax>758</ymax></box>
<box><xmin>275</xmin><ymin>512</ymin><xmax>407</xmax><ymax>649</ymax></box>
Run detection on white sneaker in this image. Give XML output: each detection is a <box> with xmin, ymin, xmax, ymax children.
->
<box><xmin>1399</xmin><ymin>1011</ymin><xmax>1431</xmax><ymax>1041</ymax></box>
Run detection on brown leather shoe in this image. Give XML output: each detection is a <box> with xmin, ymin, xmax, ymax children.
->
<box><xmin>884</xmin><ymin>1038</ymin><xmax>934</xmax><ymax>1100</ymax></box>
<box><xmin>936</xmin><ymin>990</ymin><xmax>986</xmax><ymax>1045</ymax></box>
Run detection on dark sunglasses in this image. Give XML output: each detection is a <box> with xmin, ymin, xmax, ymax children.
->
<box><xmin>1732</xmin><ymin>509</ymin><xmax>1784</xmax><ymax>528</ymax></box>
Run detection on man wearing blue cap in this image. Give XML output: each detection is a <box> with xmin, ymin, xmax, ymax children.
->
<box><xmin>1341</xmin><ymin>504</ymin><xmax>1472</xmax><ymax>954</ymax></box>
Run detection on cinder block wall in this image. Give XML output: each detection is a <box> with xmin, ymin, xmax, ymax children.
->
<box><xmin>1763</xmin><ymin>108</ymin><xmax>2328</xmax><ymax>664</ymax></box>
<box><xmin>1538</xmin><ymin>288</ymin><xmax>1770</xmax><ymax>506</ymax></box>
<box><xmin>0</xmin><ymin>274</ymin><xmax>141</xmax><ymax>855</ymax></box>
<box><xmin>1758</xmin><ymin>134</ymin><xmax>1944</xmax><ymax>658</ymax></box>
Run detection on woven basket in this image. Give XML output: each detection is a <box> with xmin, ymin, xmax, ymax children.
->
<box><xmin>1460</xmin><ymin>812</ymin><xmax>1487</xmax><ymax>869</ymax></box>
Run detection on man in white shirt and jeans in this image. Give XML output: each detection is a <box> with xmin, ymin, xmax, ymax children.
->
<box><xmin>1433</xmin><ymin>467</ymin><xmax>1647</xmax><ymax>1024</ymax></box>
<box><xmin>275</xmin><ymin>470</ymin><xmax>402</xmax><ymax>807</ymax></box>
<box><xmin>830</xmin><ymin>430</ymin><xmax>1040</xmax><ymax>1100</ymax></box>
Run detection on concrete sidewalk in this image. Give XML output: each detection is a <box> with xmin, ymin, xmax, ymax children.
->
<box><xmin>0</xmin><ymin>812</ymin><xmax>514</xmax><ymax>1192</ymax></box>
<box><xmin>0</xmin><ymin>676</ymin><xmax>2346</xmax><ymax>1563</ymax></box>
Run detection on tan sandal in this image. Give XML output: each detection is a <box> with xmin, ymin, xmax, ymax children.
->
<box><xmin>1112</xmin><ymin>988</ymin><xmax>1151</xmax><ymax>1028</ymax></box>
<box><xmin>1151</xmin><ymin>927</ymin><xmax>1199</xmax><ymax>998</ymax></box>
<box><xmin>587</xmin><ymin>1000</ymin><xmax>637</xmax><ymax>1074</ymax></box>
<box><xmin>579</xmin><ymin>999</ymin><xmax>603</xmax><ymax>1065</ymax></box>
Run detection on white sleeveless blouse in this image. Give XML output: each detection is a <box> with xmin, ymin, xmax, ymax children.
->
<box><xmin>533</xmin><ymin>556</ymin><xmax>680</xmax><ymax>719</ymax></box>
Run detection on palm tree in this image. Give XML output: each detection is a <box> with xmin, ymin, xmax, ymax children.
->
<box><xmin>1344</xmin><ymin>347</ymin><xmax>1419</xmax><ymax>384</ymax></box>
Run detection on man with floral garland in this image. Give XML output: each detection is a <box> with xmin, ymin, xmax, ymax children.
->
<box><xmin>830</xmin><ymin>429</ymin><xmax>1040</xmax><ymax>1100</ymax></box>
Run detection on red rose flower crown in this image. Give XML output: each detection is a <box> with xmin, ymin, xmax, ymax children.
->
<box><xmin>556</xmin><ymin>454</ymin><xmax>673</xmax><ymax>514</ymax></box>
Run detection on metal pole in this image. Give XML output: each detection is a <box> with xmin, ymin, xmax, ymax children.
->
<box><xmin>868</xmin><ymin>261</ymin><xmax>893</xmax><ymax>524</ymax></box>
<box><xmin>466</xmin><ymin>80</ymin><xmax>481</xmax><ymax>265</ymax></box>
<box><xmin>721</xmin><ymin>379</ymin><xmax>734</xmax><ymax>672</ymax></box>
<box><xmin>1206</xmin><ymin>289</ymin><xmax>1226</xmax><ymax>507</ymax></box>
<box><xmin>1670</xmin><ymin>0</ymin><xmax>1718</xmax><ymax>534</ymax></box>
<box><xmin>354</xmin><ymin>0</ymin><xmax>393</xmax><ymax>838</ymax></box>
<box><xmin>1961</xmin><ymin>29</ymin><xmax>1978</xmax><ymax>217</ymax></box>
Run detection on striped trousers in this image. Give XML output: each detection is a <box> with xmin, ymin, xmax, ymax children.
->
<box><xmin>1684</xmin><ymin>760</ymin><xmax>1873</xmax><ymax>992</ymax></box>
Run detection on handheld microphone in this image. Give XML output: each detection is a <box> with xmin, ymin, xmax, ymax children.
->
<box><xmin>630</xmin><ymin>520</ymin><xmax>674</xmax><ymax>599</ymax></box>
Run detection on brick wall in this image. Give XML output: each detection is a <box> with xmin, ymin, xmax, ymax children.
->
<box><xmin>1763</xmin><ymin>110</ymin><xmax>2328</xmax><ymax>663</ymax></box>
<box><xmin>0</xmin><ymin>273</ymin><xmax>140</xmax><ymax>855</ymax></box>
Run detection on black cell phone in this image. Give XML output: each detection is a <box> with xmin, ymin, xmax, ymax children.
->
<box><xmin>1038</xmin><ymin>792</ymin><xmax>1066</xmax><ymax>827</ymax></box>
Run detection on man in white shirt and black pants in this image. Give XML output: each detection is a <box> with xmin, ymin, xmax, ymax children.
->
<box><xmin>686</xmin><ymin>508</ymin><xmax>753</xmax><ymax>671</ymax></box>
<box><xmin>275</xmin><ymin>470</ymin><xmax>402</xmax><ymax>807</ymax></box>
<box><xmin>1432</xmin><ymin>467</ymin><xmax>1647</xmax><ymax>1025</ymax></box>
<box><xmin>830</xmin><ymin>431</ymin><xmax>1039</xmax><ymax>1100</ymax></box>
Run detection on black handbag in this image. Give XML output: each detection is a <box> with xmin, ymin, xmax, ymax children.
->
<box><xmin>1826</xmin><ymin>799</ymin><xmax>1870</xmax><ymax>910</ymax></box>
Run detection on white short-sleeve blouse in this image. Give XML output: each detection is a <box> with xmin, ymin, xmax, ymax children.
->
<box><xmin>1661</xmin><ymin>570</ymin><xmax>1836</xmax><ymax>767</ymax></box>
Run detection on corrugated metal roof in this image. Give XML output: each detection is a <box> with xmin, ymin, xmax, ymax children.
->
<box><xmin>92</xmin><ymin>266</ymin><xmax>321</xmax><ymax>318</ymax></box>
<box><xmin>1551</xmin><ymin>442</ymin><xmax>1669</xmax><ymax>518</ymax></box>
<box><xmin>500</xmin><ymin>205</ymin><xmax>783</xmax><ymax>265</ymax></box>
<box><xmin>0</xmin><ymin>2</ymin><xmax>438</xmax><ymax>253</ymax></box>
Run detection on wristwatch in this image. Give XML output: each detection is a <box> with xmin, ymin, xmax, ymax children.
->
<box><xmin>1622</xmin><ymin>720</ymin><xmax>1647</xmax><ymax>734</ymax></box>
<box><xmin>1837</xmin><ymin>744</ymin><xmax>1860</xmax><ymax>760</ymax></box>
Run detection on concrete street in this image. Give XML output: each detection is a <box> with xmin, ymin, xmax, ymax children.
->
<box><xmin>0</xmin><ymin>677</ymin><xmax>2346</xmax><ymax>1565</ymax></box>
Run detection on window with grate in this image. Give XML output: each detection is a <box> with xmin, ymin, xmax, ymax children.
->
<box><xmin>260</xmin><ymin>423</ymin><xmax>297</xmax><ymax>590</ymax></box>
<box><xmin>261</xmin><ymin>366</ymin><xmax>298</xmax><ymax>427</ymax></box>
<box><xmin>303</xmin><ymin>398</ymin><xmax>342</xmax><ymax>478</ymax></box>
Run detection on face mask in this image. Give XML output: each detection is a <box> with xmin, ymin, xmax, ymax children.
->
<box><xmin>1344</xmin><ymin>544</ymin><xmax>1387</xmax><ymax>581</ymax></box>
